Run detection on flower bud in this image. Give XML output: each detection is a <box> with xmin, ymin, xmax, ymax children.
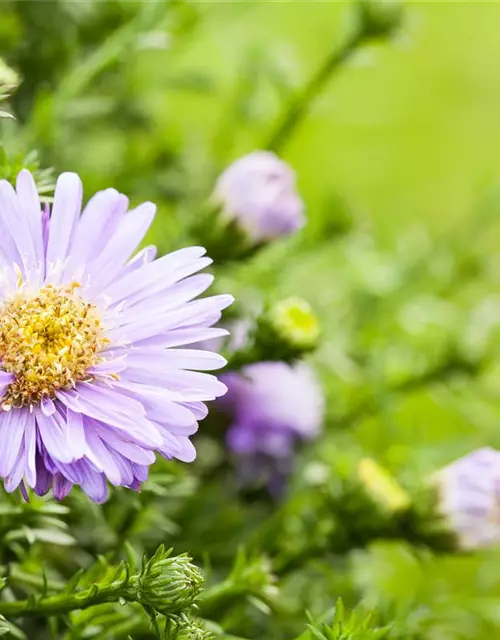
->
<box><xmin>138</xmin><ymin>546</ymin><xmax>204</xmax><ymax>615</ymax></box>
<box><xmin>433</xmin><ymin>447</ymin><xmax>500</xmax><ymax>550</ymax></box>
<box><xmin>207</xmin><ymin>151</ymin><xmax>305</xmax><ymax>260</ymax></box>
<box><xmin>357</xmin><ymin>458</ymin><xmax>410</xmax><ymax>513</ymax></box>
<box><xmin>256</xmin><ymin>297</ymin><xmax>320</xmax><ymax>361</ymax></box>
<box><xmin>358</xmin><ymin>0</ymin><xmax>404</xmax><ymax>37</ymax></box>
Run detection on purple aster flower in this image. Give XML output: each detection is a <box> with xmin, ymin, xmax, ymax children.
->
<box><xmin>213</xmin><ymin>151</ymin><xmax>305</xmax><ymax>245</ymax></box>
<box><xmin>434</xmin><ymin>447</ymin><xmax>500</xmax><ymax>550</ymax></box>
<box><xmin>219</xmin><ymin>361</ymin><xmax>323</xmax><ymax>492</ymax></box>
<box><xmin>0</xmin><ymin>170</ymin><xmax>232</xmax><ymax>503</ymax></box>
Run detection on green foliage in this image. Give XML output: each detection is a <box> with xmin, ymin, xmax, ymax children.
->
<box><xmin>0</xmin><ymin>1</ymin><xmax>500</xmax><ymax>639</ymax></box>
<box><xmin>301</xmin><ymin>600</ymin><xmax>393</xmax><ymax>640</ymax></box>
<box><xmin>0</xmin><ymin>147</ymin><xmax>55</xmax><ymax>197</ymax></box>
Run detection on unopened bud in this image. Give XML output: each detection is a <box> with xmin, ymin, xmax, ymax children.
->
<box><xmin>358</xmin><ymin>0</ymin><xmax>404</xmax><ymax>37</ymax></box>
<box><xmin>358</xmin><ymin>458</ymin><xmax>410</xmax><ymax>513</ymax></box>
<box><xmin>255</xmin><ymin>297</ymin><xmax>320</xmax><ymax>362</ymax></box>
<box><xmin>432</xmin><ymin>447</ymin><xmax>500</xmax><ymax>550</ymax></box>
<box><xmin>138</xmin><ymin>546</ymin><xmax>204</xmax><ymax>615</ymax></box>
<box><xmin>203</xmin><ymin>151</ymin><xmax>305</xmax><ymax>261</ymax></box>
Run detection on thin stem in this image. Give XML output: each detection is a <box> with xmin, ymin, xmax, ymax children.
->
<box><xmin>266</xmin><ymin>23</ymin><xmax>369</xmax><ymax>153</ymax></box>
<box><xmin>0</xmin><ymin>576</ymin><xmax>137</xmax><ymax>618</ymax></box>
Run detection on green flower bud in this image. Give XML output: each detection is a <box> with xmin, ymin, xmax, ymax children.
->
<box><xmin>138</xmin><ymin>546</ymin><xmax>204</xmax><ymax>615</ymax></box>
<box><xmin>255</xmin><ymin>297</ymin><xmax>320</xmax><ymax>362</ymax></box>
<box><xmin>269</xmin><ymin>297</ymin><xmax>319</xmax><ymax>350</ymax></box>
<box><xmin>357</xmin><ymin>458</ymin><xmax>410</xmax><ymax>513</ymax></box>
<box><xmin>174</xmin><ymin>617</ymin><xmax>214</xmax><ymax>639</ymax></box>
<box><xmin>358</xmin><ymin>0</ymin><xmax>404</xmax><ymax>37</ymax></box>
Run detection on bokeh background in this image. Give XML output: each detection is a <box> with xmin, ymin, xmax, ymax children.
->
<box><xmin>3</xmin><ymin>1</ymin><xmax>500</xmax><ymax>639</ymax></box>
<box><xmin>7</xmin><ymin>1</ymin><xmax>500</xmax><ymax>233</ymax></box>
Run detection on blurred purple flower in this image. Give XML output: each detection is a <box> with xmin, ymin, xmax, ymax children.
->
<box><xmin>434</xmin><ymin>447</ymin><xmax>500</xmax><ymax>550</ymax></box>
<box><xmin>214</xmin><ymin>151</ymin><xmax>305</xmax><ymax>244</ymax></box>
<box><xmin>0</xmin><ymin>170</ymin><xmax>232</xmax><ymax>503</ymax></box>
<box><xmin>219</xmin><ymin>361</ymin><xmax>323</xmax><ymax>491</ymax></box>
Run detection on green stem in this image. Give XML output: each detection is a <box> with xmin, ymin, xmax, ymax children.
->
<box><xmin>266</xmin><ymin>22</ymin><xmax>369</xmax><ymax>152</ymax></box>
<box><xmin>0</xmin><ymin>577</ymin><xmax>138</xmax><ymax>618</ymax></box>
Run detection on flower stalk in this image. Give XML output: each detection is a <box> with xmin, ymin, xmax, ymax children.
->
<box><xmin>266</xmin><ymin>0</ymin><xmax>403</xmax><ymax>152</ymax></box>
<box><xmin>0</xmin><ymin>575</ymin><xmax>135</xmax><ymax>617</ymax></box>
<box><xmin>266</xmin><ymin>26</ymin><xmax>366</xmax><ymax>152</ymax></box>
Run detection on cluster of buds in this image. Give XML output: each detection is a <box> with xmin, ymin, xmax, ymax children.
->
<box><xmin>203</xmin><ymin>157</ymin><xmax>321</xmax><ymax>493</ymax></box>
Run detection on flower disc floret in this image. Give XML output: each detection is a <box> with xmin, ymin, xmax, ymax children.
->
<box><xmin>0</xmin><ymin>283</ymin><xmax>104</xmax><ymax>407</ymax></box>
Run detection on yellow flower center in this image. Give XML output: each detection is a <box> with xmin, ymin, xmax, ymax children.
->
<box><xmin>0</xmin><ymin>283</ymin><xmax>106</xmax><ymax>408</ymax></box>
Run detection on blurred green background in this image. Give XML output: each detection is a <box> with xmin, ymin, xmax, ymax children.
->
<box><xmin>4</xmin><ymin>0</ymin><xmax>500</xmax><ymax>236</ymax></box>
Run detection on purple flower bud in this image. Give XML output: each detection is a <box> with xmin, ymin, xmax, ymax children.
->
<box><xmin>219</xmin><ymin>361</ymin><xmax>323</xmax><ymax>491</ymax></box>
<box><xmin>214</xmin><ymin>151</ymin><xmax>305</xmax><ymax>245</ymax></box>
<box><xmin>434</xmin><ymin>447</ymin><xmax>500</xmax><ymax>550</ymax></box>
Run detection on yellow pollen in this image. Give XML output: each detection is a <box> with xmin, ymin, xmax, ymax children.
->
<box><xmin>0</xmin><ymin>284</ymin><xmax>105</xmax><ymax>407</ymax></box>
